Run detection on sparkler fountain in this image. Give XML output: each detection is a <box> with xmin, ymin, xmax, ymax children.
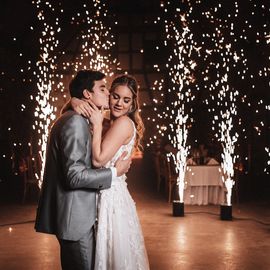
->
<box><xmin>171</xmin><ymin>110</ymin><xmax>190</xmax><ymax>216</ymax></box>
<box><xmin>192</xmin><ymin>2</ymin><xmax>242</xmax><ymax>220</ymax></box>
<box><xmin>33</xmin><ymin>0</ymin><xmax>118</xmax><ymax>187</ymax></box>
<box><xmin>213</xmin><ymin>45</ymin><xmax>240</xmax><ymax>210</ymax></box>
<box><xmin>1</xmin><ymin>0</ymin><xmax>269</xmax><ymax>205</ymax></box>
<box><xmin>162</xmin><ymin>9</ymin><xmax>198</xmax><ymax>216</ymax></box>
<box><xmin>218</xmin><ymin>76</ymin><xmax>239</xmax><ymax>220</ymax></box>
<box><xmin>33</xmin><ymin>0</ymin><xmax>60</xmax><ymax>187</ymax></box>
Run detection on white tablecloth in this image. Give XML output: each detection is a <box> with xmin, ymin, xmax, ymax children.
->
<box><xmin>184</xmin><ymin>165</ymin><xmax>225</xmax><ymax>205</ymax></box>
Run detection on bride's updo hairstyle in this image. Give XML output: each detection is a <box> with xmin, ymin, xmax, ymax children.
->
<box><xmin>110</xmin><ymin>75</ymin><xmax>145</xmax><ymax>151</ymax></box>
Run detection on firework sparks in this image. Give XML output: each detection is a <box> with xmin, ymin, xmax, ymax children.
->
<box><xmin>264</xmin><ymin>147</ymin><xmax>270</xmax><ymax>174</ymax></box>
<box><xmin>33</xmin><ymin>0</ymin><xmax>60</xmax><ymax>186</ymax></box>
<box><xmin>62</xmin><ymin>0</ymin><xmax>119</xmax><ymax>78</ymax></box>
<box><xmin>159</xmin><ymin>7</ymin><xmax>198</xmax><ymax>202</ymax></box>
<box><xmin>218</xmin><ymin>80</ymin><xmax>239</xmax><ymax>206</ymax></box>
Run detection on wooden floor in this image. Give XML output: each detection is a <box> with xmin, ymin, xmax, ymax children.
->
<box><xmin>0</xmin><ymin>158</ymin><xmax>270</xmax><ymax>270</ymax></box>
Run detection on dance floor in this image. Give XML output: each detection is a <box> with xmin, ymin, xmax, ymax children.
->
<box><xmin>0</xmin><ymin>158</ymin><xmax>270</xmax><ymax>270</ymax></box>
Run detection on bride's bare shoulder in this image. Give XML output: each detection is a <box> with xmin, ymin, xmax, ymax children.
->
<box><xmin>113</xmin><ymin>115</ymin><xmax>133</xmax><ymax>129</ymax></box>
<box><xmin>111</xmin><ymin>116</ymin><xmax>134</xmax><ymax>141</ymax></box>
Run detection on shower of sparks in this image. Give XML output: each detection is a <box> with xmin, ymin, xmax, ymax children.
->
<box><xmin>0</xmin><ymin>0</ymin><xmax>269</xmax><ymax>197</ymax></box>
<box><xmin>170</xmin><ymin>112</ymin><xmax>190</xmax><ymax>202</ymax></box>
<box><xmin>265</xmin><ymin>148</ymin><xmax>270</xmax><ymax>174</ymax></box>
<box><xmin>30</xmin><ymin>0</ymin><xmax>118</xmax><ymax>186</ymax></box>
<box><xmin>145</xmin><ymin>1</ymin><xmax>270</xmax><ymax>205</ymax></box>
<box><xmin>199</xmin><ymin>2</ymin><xmax>241</xmax><ymax>206</ymax></box>
<box><xmin>152</xmin><ymin>6</ymin><xmax>198</xmax><ymax>202</ymax></box>
<box><xmin>196</xmin><ymin>0</ymin><xmax>269</xmax><ymax>145</ymax></box>
<box><xmin>61</xmin><ymin>0</ymin><xmax>119</xmax><ymax>79</ymax></box>
<box><xmin>266</xmin><ymin>34</ymin><xmax>270</xmax><ymax>44</ymax></box>
<box><xmin>33</xmin><ymin>0</ymin><xmax>60</xmax><ymax>186</ymax></box>
<box><xmin>218</xmin><ymin>76</ymin><xmax>239</xmax><ymax>206</ymax></box>
<box><xmin>166</xmin><ymin>21</ymin><xmax>196</xmax><ymax>203</ymax></box>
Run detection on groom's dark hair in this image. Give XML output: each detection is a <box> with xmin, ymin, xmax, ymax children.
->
<box><xmin>69</xmin><ymin>69</ymin><xmax>106</xmax><ymax>98</ymax></box>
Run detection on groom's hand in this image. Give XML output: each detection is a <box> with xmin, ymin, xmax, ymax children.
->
<box><xmin>115</xmin><ymin>151</ymin><xmax>132</xmax><ymax>176</ymax></box>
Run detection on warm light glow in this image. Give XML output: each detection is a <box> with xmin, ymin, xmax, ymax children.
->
<box><xmin>157</xmin><ymin>8</ymin><xmax>198</xmax><ymax>202</ymax></box>
<box><xmin>32</xmin><ymin>0</ymin><xmax>118</xmax><ymax>187</ymax></box>
<box><xmin>1</xmin><ymin>1</ymin><xmax>269</xmax><ymax>188</ymax></box>
<box><xmin>33</xmin><ymin>0</ymin><xmax>59</xmax><ymax>187</ymax></box>
<box><xmin>63</xmin><ymin>0</ymin><xmax>119</xmax><ymax>78</ymax></box>
<box><xmin>265</xmin><ymin>147</ymin><xmax>270</xmax><ymax>174</ymax></box>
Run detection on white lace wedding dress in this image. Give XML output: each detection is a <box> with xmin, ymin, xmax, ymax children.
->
<box><xmin>94</xmin><ymin>122</ymin><xmax>150</xmax><ymax>270</ymax></box>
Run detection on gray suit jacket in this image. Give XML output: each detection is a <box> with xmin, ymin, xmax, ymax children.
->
<box><xmin>35</xmin><ymin>110</ymin><xmax>112</xmax><ymax>241</ymax></box>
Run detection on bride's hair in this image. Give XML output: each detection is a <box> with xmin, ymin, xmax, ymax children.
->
<box><xmin>110</xmin><ymin>75</ymin><xmax>145</xmax><ymax>151</ymax></box>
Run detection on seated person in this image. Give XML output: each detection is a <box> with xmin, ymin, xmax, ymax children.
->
<box><xmin>186</xmin><ymin>154</ymin><xmax>197</xmax><ymax>165</ymax></box>
<box><xmin>206</xmin><ymin>157</ymin><xmax>219</xmax><ymax>165</ymax></box>
<box><xmin>198</xmin><ymin>144</ymin><xmax>209</xmax><ymax>165</ymax></box>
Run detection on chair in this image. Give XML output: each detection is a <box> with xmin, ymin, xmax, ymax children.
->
<box><xmin>165</xmin><ymin>156</ymin><xmax>178</xmax><ymax>203</ymax></box>
<box><xmin>232</xmin><ymin>162</ymin><xmax>243</xmax><ymax>205</ymax></box>
<box><xmin>158</xmin><ymin>154</ymin><xmax>178</xmax><ymax>203</ymax></box>
<box><xmin>153</xmin><ymin>151</ymin><xmax>162</xmax><ymax>191</ymax></box>
<box><xmin>153</xmin><ymin>151</ymin><xmax>167</xmax><ymax>192</ymax></box>
<box><xmin>20</xmin><ymin>156</ymin><xmax>39</xmax><ymax>203</ymax></box>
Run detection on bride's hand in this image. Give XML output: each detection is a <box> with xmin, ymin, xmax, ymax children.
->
<box><xmin>71</xmin><ymin>97</ymin><xmax>92</xmax><ymax>118</ymax></box>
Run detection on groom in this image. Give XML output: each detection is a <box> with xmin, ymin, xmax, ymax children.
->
<box><xmin>35</xmin><ymin>70</ymin><xmax>131</xmax><ymax>270</ymax></box>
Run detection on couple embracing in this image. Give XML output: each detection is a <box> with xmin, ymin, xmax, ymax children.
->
<box><xmin>35</xmin><ymin>70</ymin><xmax>150</xmax><ymax>270</ymax></box>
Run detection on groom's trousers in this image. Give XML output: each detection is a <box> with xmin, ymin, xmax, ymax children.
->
<box><xmin>57</xmin><ymin>226</ymin><xmax>95</xmax><ymax>270</ymax></box>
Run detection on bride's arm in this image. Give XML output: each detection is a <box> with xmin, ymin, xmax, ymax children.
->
<box><xmin>60</xmin><ymin>99</ymin><xmax>72</xmax><ymax>114</ymax></box>
<box><xmin>91</xmin><ymin>115</ymin><xmax>133</xmax><ymax>168</ymax></box>
<box><xmin>69</xmin><ymin>98</ymin><xmax>133</xmax><ymax>166</ymax></box>
<box><xmin>64</xmin><ymin>97</ymin><xmax>92</xmax><ymax>118</ymax></box>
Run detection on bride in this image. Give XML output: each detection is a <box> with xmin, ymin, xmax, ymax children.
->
<box><xmin>72</xmin><ymin>74</ymin><xmax>150</xmax><ymax>270</ymax></box>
